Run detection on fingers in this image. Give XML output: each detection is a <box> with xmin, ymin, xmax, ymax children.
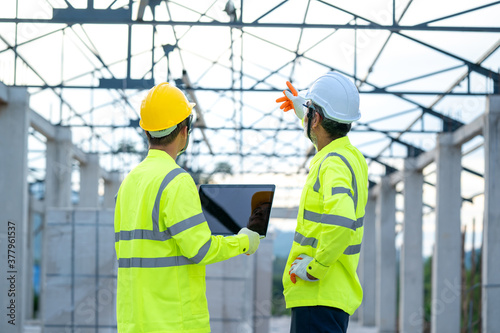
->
<box><xmin>276</xmin><ymin>96</ymin><xmax>288</xmax><ymax>103</ymax></box>
<box><xmin>286</xmin><ymin>81</ymin><xmax>298</xmax><ymax>96</ymax></box>
<box><xmin>290</xmin><ymin>273</ymin><xmax>297</xmax><ymax>284</ymax></box>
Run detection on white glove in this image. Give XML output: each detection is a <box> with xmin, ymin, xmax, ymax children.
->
<box><xmin>289</xmin><ymin>253</ymin><xmax>318</xmax><ymax>283</ymax></box>
<box><xmin>284</xmin><ymin>91</ymin><xmax>306</xmax><ymax>120</ymax></box>
<box><xmin>276</xmin><ymin>81</ymin><xmax>306</xmax><ymax>120</ymax></box>
<box><xmin>238</xmin><ymin>227</ymin><xmax>260</xmax><ymax>255</ymax></box>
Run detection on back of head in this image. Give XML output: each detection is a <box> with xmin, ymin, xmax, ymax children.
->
<box><xmin>140</xmin><ymin>82</ymin><xmax>195</xmax><ymax>144</ymax></box>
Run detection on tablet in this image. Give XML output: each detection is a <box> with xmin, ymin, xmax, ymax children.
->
<box><xmin>198</xmin><ymin>184</ymin><xmax>275</xmax><ymax>238</ymax></box>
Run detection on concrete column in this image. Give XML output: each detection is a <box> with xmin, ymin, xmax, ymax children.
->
<box><xmin>432</xmin><ymin>133</ymin><xmax>462</xmax><ymax>333</ymax></box>
<box><xmin>253</xmin><ymin>238</ymin><xmax>273</xmax><ymax>333</ymax></box>
<box><xmin>79</xmin><ymin>153</ymin><xmax>100</xmax><ymax>207</ymax></box>
<box><xmin>103</xmin><ymin>171</ymin><xmax>121</xmax><ymax>209</ymax></box>
<box><xmin>45</xmin><ymin>127</ymin><xmax>73</xmax><ymax>208</ymax></box>
<box><xmin>400</xmin><ymin>159</ymin><xmax>424</xmax><ymax>333</ymax></box>
<box><xmin>359</xmin><ymin>196</ymin><xmax>376</xmax><ymax>327</ymax></box>
<box><xmin>375</xmin><ymin>177</ymin><xmax>397</xmax><ymax>333</ymax></box>
<box><xmin>0</xmin><ymin>87</ymin><xmax>30</xmax><ymax>333</ymax></box>
<box><xmin>482</xmin><ymin>95</ymin><xmax>500</xmax><ymax>332</ymax></box>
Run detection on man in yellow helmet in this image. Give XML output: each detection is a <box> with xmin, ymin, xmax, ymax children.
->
<box><xmin>114</xmin><ymin>82</ymin><xmax>261</xmax><ymax>333</ymax></box>
<box><xmin>276</xmin><ymin>72</ymin><xmax>369</xmax><ymax>333</ymax></box>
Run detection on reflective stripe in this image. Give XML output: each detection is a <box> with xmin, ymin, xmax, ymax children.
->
<box><xmin>343</xmin><ymin>244</ymin><xmax>361</xmax><ymax>255</ymax></box>
<box><xmin>119</xmin><ymin>256</ymin><xmax>193</xmax><ymax>268</ymax></box>
<box><xmin>189</xmin><ymin>238</ymin><xmax>212</xmax><ymax>264</ymax></box>
<box><xmin>321</xmin><ymin>214</ymin><xmax>357</xmax><ymax>230</ymax></box>
<box><xmin>331</xmin><ymin>187</ymin><xmax>353</xmax><ymax>200</ymax></box>
<box><xmin>294</xmin><ymin>231</ymin><xmax>318</xmax><ymax>248</ymax></box>
<box><xmin>354</xmin><ymin>216</ymin><xmax>364</xmax><ymax>229</ymax></box>
<box><xmin>303</xmin><ymin>209</ymin><xmax>322</xmax><ymax>223</ymax></box>
<box><xmin>115</xmin><ymin>229</ymin><xmax>171</xmax><ymax>242</ymax></box>
<box><xmin>117</xmin><ymin>168</ymin><xmax>214</xmax><ymax>268</ymax></box>
<box><xmin>303</xmin><ymin>210</ymin><xmax>364</xmax><ymax>230</ymax></box>
<box><xmin>115</xmin><ymin>168</ymin><xmax>187</xmax><ymax>242</ymax></box>
<box><xmin>294</xmin><ymin>231</ymin><xmax>362</xmax><ymax>255</ymax></box>
<box><xmin>313</xmin><ymin>152</ymin><xmax>358</xmax><ymax>210</ymax></box>
<box><xmin>169</xmin><ymin>212</ymin><xmax>206</xmax><ymax>236</ymax></box>
<box><xmin>152</xmin><ymin>168</ymin><xmax>187</xmax><ymax>232</ymax></box>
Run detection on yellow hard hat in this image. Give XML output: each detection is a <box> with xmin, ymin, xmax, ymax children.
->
<box><xmin>251</xmin><ymin>191</ymin><xmax>274</xmax><ymax>212</ymax></box>
<box><xmin>139</xmin><ymin>82</ymin><xmax>196</xmax><ymax>132</ymax></box>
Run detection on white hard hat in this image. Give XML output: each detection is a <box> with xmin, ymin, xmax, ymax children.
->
<box><xmin>304</xmin><ymin>72</ymin><xmax>360</xmax><ymax>124</ymax></box>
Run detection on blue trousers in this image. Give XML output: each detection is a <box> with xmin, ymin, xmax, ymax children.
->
<box><xmin>290</xmin><ymin>306</ymin><xmax>349</xmax><ymax>333</ymax></box>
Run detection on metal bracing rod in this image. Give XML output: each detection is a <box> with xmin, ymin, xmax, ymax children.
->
<box><xmin>399</xmin><ymin>32</ymin><xmax>499</xmax><ymax>81</ymax></box>
<box><xmin>69</xmin><ymin>24</ymin><xmax>139</xmax><ymax>120</ymax></box>
<box><xmin>182</xmin><ymin>71</ymin><xmax>214</xmax><ymax>154</ymax></box>
<box><xmin>251</xmin><ymin>0</ymin><xmax>288</xmax><ymax>23</ymax></box>
<box><xmin>367</xmin><ymin>39</ymin><xmax>500</xmax><ymax>166</ymax></box>
<box><xmin>360</xmin><ymin>107</ymin><xmax>421</xmax><ymax>125</ymax></box>
<box><xmin>381</xmin><ymin>64</ymin><xmax>466</xmax><ymax>89</ymax></box>
<box><xmin>2</xmin><ymin>17</ymin><xmax>499</xmax><ymax>32</ymax></box>
<box><xmin>10</xmin><ymin>83</ymin><xmax>494</xmax><ymax>96</ymax></box>
<box><xmin>358</xmin><ymin>0</ymin><xmax>415</xmax><ymax>89</ymax></box>
<box><xmin>316</xmin><ymin>0</ymin><xmax>499</xmax><ymax>81</ymax></box>
<box><xmin>416</xmin><ymin>1</ymin><xmax>500</xmax><ymax>26</ymax></box>
<box><xmin>167</xmin><ymin>0</ymin><xmax>227</xmax><ymax>24</ymax></box>
<box><xmin>289</xmin><ymin>0</ymin><xmax>312</xmax><ymax>81</ymax></box>
<box><xmin>0</xmin><ymin>26</ymin><xmax>68</xmax><ymax>55</ymax></box>
<box><xmin>428</xmin><ymin>39</ymin><xmax>500</xmax><ymax>109</ymax></box>
<box><xmin>65</xmin><ymin>123</ymin><xmax>443</xmax><ymax>134</ymax></box>
<box><xmin>0</xmin><ymin>34</ymin><xmax>93</xmax><ymax>128</ymax></box>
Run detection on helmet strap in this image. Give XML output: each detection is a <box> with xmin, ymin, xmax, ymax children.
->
<box><xmin>306</xmin><ymin>107</ymin><xmax>314</xmax><ymax>143</ymax></box>
<box><xmin>177</xmin><ymin>115</ymin><xmax>193</xmax><ymax>156</ymax></box>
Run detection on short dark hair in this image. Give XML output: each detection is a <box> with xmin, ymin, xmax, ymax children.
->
<box><xmin>309</xmin><ymin>103</ymin><xmax>351</xmax><ymax>139</ymax></box>
<box><xmin>146</xmin><ymin>117</ymin><xmax>189</xmax><ymax>146</ymax></box>
<box><xmin>321</xmin><ymin>118</ymin><xmax>351</xmax><ymax>138</ymax></box>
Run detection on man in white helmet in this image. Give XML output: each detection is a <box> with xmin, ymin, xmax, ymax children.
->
<box><xmin>276</xmin><ymin>72</ymin><xmax>369</xmax><ymax>333</ymax></box>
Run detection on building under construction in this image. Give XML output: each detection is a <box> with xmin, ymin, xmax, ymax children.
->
<box><xmin>0</xmin><ymin>1</ymin><xmax>499</xmax><ymax>332</ymax></box>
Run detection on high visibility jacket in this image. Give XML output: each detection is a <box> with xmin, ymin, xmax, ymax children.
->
<box><xmin>282</xmin><ymin>136</ymin><xmax>368</xmax><ymax>315</ymax></box>
<box><xmin>114</xmin><ymin>149</ymin><xmax>249</xmax><ymax>333</ymax></box>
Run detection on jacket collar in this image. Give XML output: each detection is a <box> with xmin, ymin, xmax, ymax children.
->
<box><xmin>310</xmin><ymin>136</ymin><xmax>351</xmax><ymax>168</ymax></box>
<box><xmin>147</xmin><ymin>149</ymin><xmax>175</xmax><ymax>162</ymax></box>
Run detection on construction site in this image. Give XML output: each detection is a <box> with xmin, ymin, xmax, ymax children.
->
<box><xmin>0</xmin><ymin>0</ymin><xmax>499</xmax><ymax>332</ymax></box>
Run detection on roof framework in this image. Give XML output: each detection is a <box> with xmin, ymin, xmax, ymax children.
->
<box><xmin>0</xmin><ymin>0</ymin><xmax>499</xmax><ymax>185</ymax></box>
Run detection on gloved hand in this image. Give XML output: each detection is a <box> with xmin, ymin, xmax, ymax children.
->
<box><xmin>276</xmin><ymin>81</ymin><xmax>306</xmax><ymax>119</ymax></box>
<box><xmin>289</xmin><ymin>254</ymin><xmax>318</xmax><ymax>284</ymax></box>
<box><xmin>238</xmin><ymin>227</ymin><xmax>260</xmax><ymax>255</ymax></box>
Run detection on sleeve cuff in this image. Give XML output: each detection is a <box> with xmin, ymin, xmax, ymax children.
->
<box><xmin>235</xmin><ymin>234</ymin><xmax>250</xmax><ymax>254</ymax></box>
<box><xmin>307</xmin><ymin>259</ymin><xmax>329</xmax><ymax>280</ymax></box>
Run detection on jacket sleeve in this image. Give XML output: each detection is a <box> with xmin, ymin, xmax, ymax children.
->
<box><xmin>162</xmin><ymin>173</ymin><xmax>249</xmax><ymax>265</ymax></box>
<box><xmin>306</xmin><ymin>157</ymin><xmax>357</xmax><ymax>279</ymax></box>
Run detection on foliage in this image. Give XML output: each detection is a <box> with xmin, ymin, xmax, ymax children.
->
<box><xmin>272</xmin><ymin>256</ymin><xmax>291</xmax><ymax>316</ymax></box>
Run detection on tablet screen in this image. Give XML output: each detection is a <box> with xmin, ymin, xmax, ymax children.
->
<box><xmin>198</xmin><ymin>184</ymin><xmax>275</xmax><ymax>237</ymax></box>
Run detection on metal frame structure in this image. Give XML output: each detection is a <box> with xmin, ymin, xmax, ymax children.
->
<box><xmin>1</xmin><ymin>0</ymin><xmax>499</xmax><ymax>182</ymax></box>
<box><xmin>1</xmin><ymin>1</ymin><xmax>500</xmax><ymax>332</ymax></box>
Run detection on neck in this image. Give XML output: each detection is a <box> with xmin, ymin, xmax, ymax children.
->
<box><xmin>316</xmin><ymin>135</ymin><xmax>341</xmax><ymax>152</ymax></box>
<box><xmin>149</xmin><ymin>144</ymin><xmax>178</xmax><ymax>160</ymax></box>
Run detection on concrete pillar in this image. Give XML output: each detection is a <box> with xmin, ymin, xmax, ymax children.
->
<box><xmin>400</xmin><ymin>159</ymin><xmax>424</xmax><ymax>333</ymax></box>
<box><xmin>103</xmin><ymin>171</ymin><xmax>121</xmax><ymax>209</ymax></box>
<box><xmin>482</xmin><ymin>95</ymin><xmax>500</xmax><ymax>332</ymax></box>
<box><xmin>253</xmin><ymin>238</ymin><xmax>273</xmax><ymax>333</ymax></box>
<box><xmin>45</xmin><ymin>127</ymin><xmax>73</xmax><ymax>208</ymax></box>
<box><xmin>79</xmin><ymin>153</ymin><xmax>100</xmax><ymax>207</ymax></box>
<box><xmin>432</xmin><ymin>133</ymin><xmax>462</xmax><ymax>333</ymax></box>
<box><xmin>375</xmin><ymin>177</ymin><xmax>397</xmax><ymax>333</ymax></box>
<box><xmin>359</xmin><ymin>196</ymin><xmax>376</xmax><ymax>327</ymax></box>
<box><xmin>0</xmin><ymin>87</ymin><xmax>30</xmax><ymax>333</ymax></box>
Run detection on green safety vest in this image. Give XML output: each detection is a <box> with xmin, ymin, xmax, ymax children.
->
<box><xmin>282</xmin><ymin>136</ymin><xmax>368</xmax><ymax>315</ymax></box>
<box><xmin>114</xmin><ymin>149</ymin><xmax>249</xmax><ymax>333</ymax></box>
